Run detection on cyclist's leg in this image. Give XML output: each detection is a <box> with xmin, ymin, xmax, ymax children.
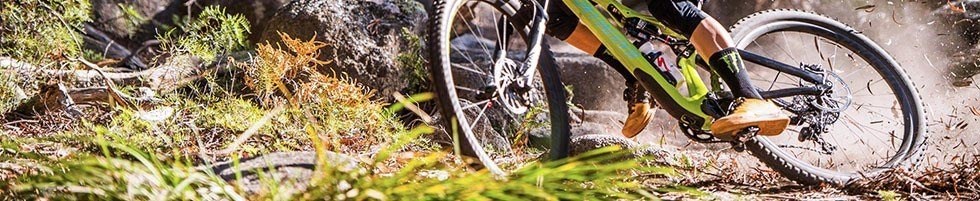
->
<box><xmin>528</xmin><ymin>1</ymin><xmax>637</xmax><ymax>87</ymax></box>
<box><xmin>543</xmin><ymin>0</ymin><xmax>759</xmax><ymax>99</ymax></box>
<box><xmin>650</xmin><ymin>0</ymin><xmax>787</xmax><ymax>136</ymax></box>
<box><xmin>647</xmin><ymin>0</ymin><xmax>761</xmax><ymax>98</ymax></box>
<box><xmin>530</xmin><ymin>2</ymin><xmax>652</xmax><ymax>137</ymax></box>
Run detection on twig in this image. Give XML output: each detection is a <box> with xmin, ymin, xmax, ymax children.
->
<box><xmin>71</xmin><ymin>57</ymin><xmax>133</xmax><ymax>108</ymax></box>
<box><xmin>392</xmin><ymin>92</ymin><xmax>434</xmax><ymax>124</ymax></box>
<box><xmin>900</xmin><ymin>175</ymin><xmax>943</xmax><ymax>195</ymax></box>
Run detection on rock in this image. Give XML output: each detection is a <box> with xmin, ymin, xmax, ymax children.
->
<box><xmin>208</xmin><ymin>151</ymin><xmax>358</xmax><ymax>196</ymax></box>
<box><xmin>89</xmin><ymin>0</ymin><xmax>177</xmax><ymax>44</ymax></box>
<box><xmin>936</xmin><ymin>1</ymin><xmax>980</xmax><ymax>85</ymax></box>
<box><xmin>570</xmin><ymin>134</ymin><xmax>640</xmax><ymax>155</ymax></box>
<box><xmin>949</xmin><ymin>45</ymin><xmax>980</xmax><ymax>86</ymax></box>
<box><xmin>569</xmin><ymin>134</ymin><xmax>671</xmax><ymax>164</ymax></box>
<box><xmin>260</xmin><ymin>0</ymin><xmax>427</xmax><ymax>101</ymax></box>
<box><xmin>554</xmin><ymin>52</ymin><xmax>629</xmax><ymax>113</ymax></box>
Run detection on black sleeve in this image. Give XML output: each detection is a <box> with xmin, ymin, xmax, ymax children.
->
<box><xmin>647</xmin><ymin>0</ymin><xmax>707</xmax><ymax>37</ymax></box>
<box><xmin>537</xmin><ymin>0</ymin><xmax>707</xmax><ymax>40</ymax></box>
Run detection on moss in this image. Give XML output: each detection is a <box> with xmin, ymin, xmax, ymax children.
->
<box><xmin>0</xmin><ymin>0</ymin><xmax>91</xmax><ymax>65</ymax></box>
<box><xmin>397</xmin><ymin>28</ymin><xmax>429</xmax><ymax>94</ymax></box>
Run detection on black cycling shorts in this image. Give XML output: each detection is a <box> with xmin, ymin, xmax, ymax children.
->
<box><xmin>545</xmin><ymin>0</ymin><xmax>707</xmax><ymax>40</ymax></box>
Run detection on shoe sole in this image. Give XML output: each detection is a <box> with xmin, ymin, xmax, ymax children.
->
<box><xmin>711</xmin><ymin>114</ymin><xmax>790</xmax><ymax>138</ymax></box>
<box><xmin>622</xmin><ymin>109</ymin><xmax>655</xmax><ymax>138</ymax></box>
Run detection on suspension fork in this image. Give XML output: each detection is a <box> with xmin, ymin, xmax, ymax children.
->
<box><xmin>516</xmin><ymin>0</ymin><xmax>549</xmax><ymax>86</ymax></box>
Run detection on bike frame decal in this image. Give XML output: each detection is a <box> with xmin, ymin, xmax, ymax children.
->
<box><xmin>562</xmin><ymin>0</ymin><xmax>713</xmax><ymax>129</ymax></box>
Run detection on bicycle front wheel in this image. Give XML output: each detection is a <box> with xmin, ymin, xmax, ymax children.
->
<box><xmin>428</xmin><ymin>0</ymin><xmax>571</xmax><ymax>175</ymax></box>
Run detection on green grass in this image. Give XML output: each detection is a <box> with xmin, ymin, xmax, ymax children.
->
<box><xmin>0</xmin><ymin>2</ymin><xmax>688</xmax><ymax>200</ymax></box>
<box><xmin>160</xmin><ymin>6</ymin><xmax>251</xmax><ymax>63</ymax></box>
<box><xmin>397</xmin><ymin>28</ymin><xmax>430</xmax><ymax>95</ymax></box>
<box><xmin>6</xmin><ymin>125</ymin><xmax>671</xmax><ymax>200</ymax></box>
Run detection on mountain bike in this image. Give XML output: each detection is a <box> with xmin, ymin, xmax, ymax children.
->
<box><xmin>427</xmin><ymin>0</ymin><xmax>927</xmax><ymax>185</ymax></box>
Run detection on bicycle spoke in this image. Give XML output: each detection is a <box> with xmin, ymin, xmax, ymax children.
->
<box><xmin>468</xmin><ymin>100</ymin><xmax>493</xmax><ymax>131</ymax></box>
<box><xmin>840</xmin><ymin>113</ymin><xmax>898</xmax><ymax>152</ymax></box>
<box><xmin>451</xmin><ymin>63</ymin><xmax>489</xmax><ymax>76</ymax></box>
<box><xmin>459</xmin><ymin>13</ymin><xmax>495</xmax><ymax>60</ymax></box>
<box><xmin>461</xmin><ymin>99</ymin><xmax>492</xmax><ymax>110</ymax></box>
<box><xmin>778</xmin><ymin>32</ymin><xmax>800</xmax><ymax>62</ymax></box>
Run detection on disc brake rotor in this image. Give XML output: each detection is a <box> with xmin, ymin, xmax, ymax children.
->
<box><xmin>494</xmin><ymin>58</ymin><xmax>538</xmax><ymax>114</ymax></box>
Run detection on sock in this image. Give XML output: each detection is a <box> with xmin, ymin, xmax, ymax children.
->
<box><xmin>708</xmin><ymin>47</ymin><xmax>763</xmax><ymax>99</ymax></box>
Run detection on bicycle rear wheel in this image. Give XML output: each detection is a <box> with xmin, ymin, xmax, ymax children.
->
<box><xmin>731</xmin><ymin>10</ymin><xmax>928</xmax><ymax>185</ymax></box>
<box><xmin>428</xmin><ymin>0</ymin><xmax>570</xmax><ymax>175</ymax></box>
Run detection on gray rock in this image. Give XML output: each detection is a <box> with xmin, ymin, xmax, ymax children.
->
<box><xmin>208</xmin><ymin>151</ymin><xmax>358</xmax><ymax>195</ymax></box>
<box><xmin>936</xmin><ymin>1</ymin><xmax>980</xmax><ymax>85</ymax></box>
<box><xmin>90</xmin><ymin>0</ymin><xmax>176</xmax><ymax>42</ymax></box>
<box><xmin>260</xmin><ymin>0</ymin><xmax>427</xmax><ymax>101</ymax></box>
<box><xmin>569</xmin><ymin>134</ymin><xmax>670</xmax><ymax>165</ymax></box>
<box><xmin>555</xmin><ymin>52</ymin><xmax>629</xmax><ymax>113</ymax></box>
<box><xmin>570</xmin><ymin>134</ymin><xmax>640</xmax><ymax>155</ymax></box>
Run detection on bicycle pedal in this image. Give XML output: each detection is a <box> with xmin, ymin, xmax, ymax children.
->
<box><xmin>735</xmin><ymin>127</ymin><xmax>760</xmax><ymax>143</ymax></box>
<box><xmin>731</xmin><ymin>142</ymin><xmax>746</xmax><ymax>152</ymax></box>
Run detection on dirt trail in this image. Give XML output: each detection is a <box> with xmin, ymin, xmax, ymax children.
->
<box><xmin>549</xmin><ymin>2</ymin><xmax>979</xmax><ymax>197</ymax></box>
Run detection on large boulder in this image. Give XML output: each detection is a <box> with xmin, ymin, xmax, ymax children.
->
<box><xmin>553</xmin><ymin>51</ymin><xmax>629</xmax><ymax>113</ymax></box>
<box><xmin>260</xmin><ymin>0</ymin><xmax>427</xmax><ymax>101</ymax></box>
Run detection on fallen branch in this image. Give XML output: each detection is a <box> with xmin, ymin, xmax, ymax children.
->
<box><xmin>82</xmin><ymin>24</ymin><xmax>147</xmax><ymax>69</ymax></box>
<box><xmin>0</xmin><ymin>56</ymin><xmax>198</xmax><ymax>88</ymax></box>
<box><xmin>0</xmin><ymin>51</ymin><xmax>252</xmax><ymax>91</ymax></box>
<box><xmin>71</xmin><ymin>57</ymin><xmax>133</xmax><ymax>108</ymax></box>
<box><xmin>9</xmin><ymin>83</ymin><xmax>160</xmax><ymax>118</ymax></box>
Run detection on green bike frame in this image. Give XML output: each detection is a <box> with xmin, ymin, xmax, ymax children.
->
<box><xmin>561</xmin><ymin>0</ymin><xmax>714</xmax><ymax>129</ymax></box>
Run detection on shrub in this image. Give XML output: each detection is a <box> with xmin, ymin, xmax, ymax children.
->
<box><xmin>0</xmin><ymin>0</ymin><xmax>92</xmax><ymax>65</ymax></box>
<box><xmin>160</xmin><ymin>6</ymin><xmax>251</xmax><ymax>63</ymax></box>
